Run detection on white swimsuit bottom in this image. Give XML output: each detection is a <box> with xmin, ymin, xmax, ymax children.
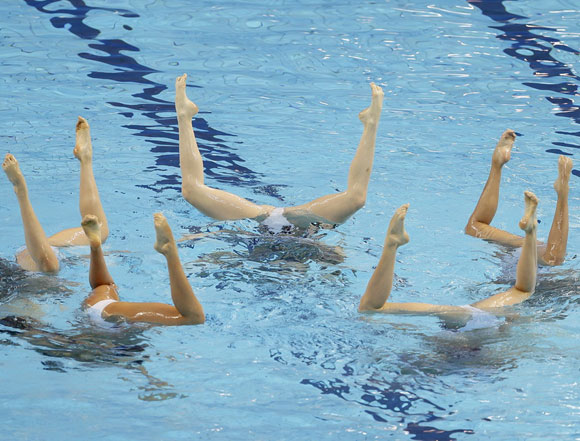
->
<box><xmin>460</xmin><ymin>305</ymin><xmax>503</xmax><ymax>331</ymax></box>
<box><xmin>261</xmin><ymin>207</ymin><xmax>294</xmax><ymax>233</ymax></box>
<box><xmin>86</xmin><ymin>299</ymin><xmax>117</xmax><ymax>327</ymax></box>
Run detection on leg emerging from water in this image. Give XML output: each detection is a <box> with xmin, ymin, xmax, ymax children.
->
<box><xmin>540</xmin><ymin>156</ymin><xmax>572</xmax><ymax>266</ymax></box>
<box><xmin>472</xmin><ymin>191</ymin><xmax>538</xmax><ymax>309</ymax></box>
<box><xmin>285</xmin><ymin>83</ymin><xmax>384</xmax><ymax>226</ymax></box>
<box><xmin>176</xmin><ymin>74</ymin><xmax>273</xmax><ymax>221</ymax></box>
<box><xmin>359</xmin><ymin>204</ymin><xmax>410</xmax><ymax>311</ymax></box>
<box><xmin>48</xmin><ymin>117</ymin><xmax>109</xmax><ymax>246</ymax></box>
<box><xmin>3</xmin><ymin>154</ymin><xmax>59</xmax><ymax>273</ymax></box>
<box><xmin>359</xmin><ymin>204</ymin><xmax>465</xmax><ymax>316</ymax></box>
<box><xmin>465</xmin><ymin>129</ymin><xmax>524</xmax><ymax>246</ymax></box>
<box><xmin>82</xmin><ymin>215</ymin><xmax>116</xmax><ymax>290</ymax></box>
<box><xmin>359</xmin><ymin>192</ymin><xmax>539</xmax><ymax>316</ymax></box>
<box><xmin>83</xmin><ymin>213</ymin><xmax>205</xmax><ymax>326</ymax></box>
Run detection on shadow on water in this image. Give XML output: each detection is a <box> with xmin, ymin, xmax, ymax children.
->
<box><xmin>270</xmin><ymin>264</ymin><xmax>580</xmax><ymax>440</ymax></box>
<box><xmin>468</xmin><ymin>0</ymin><xmax>580</xmax><ymax>177</ymax></box>
<box><xmin>0</xmin><ymin>258</ymin><xmax>74</xmax><ymax>304</ymax></box>
<box><xmin>281</xmin><ymin>352</ymin><xmax>475</xmax><ymax>440</ymax></box>
<box><xmin>24</xmin><ymin>0</ymin><xmax>285</xmax><ymax>199</ymax></box>
<box><xmin>0</xmin><ymin>312</ymin><xmax>183</xmax><ymax>401</ymax></box>
<box><xmin>180</xmin><ymin>224</ymin><xmax>346</xmax><ymax>267</ymax></box>
<box><xmin>0</xmin><ymin>259</ymin><xmax>180</xmax><ymax>401</ymax></box>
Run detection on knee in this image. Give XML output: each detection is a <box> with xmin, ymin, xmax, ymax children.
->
<box><xmin>181</xmin><ymin>181</ymin><xmax>203</xmax><ymax>203</ymax></box>
<box><xmin>41</xmin><ymin>257</ymin><xmax>60</xmax><ymax>274</ymax></box>
<box><xmin>347</xmin><ymin>191</ymin><xmax>366</xmax><ymax>212</ymax></box>
<box><xmin>464</xmin><ymin>221</ymin><xmax>477</xmax><ymax>237</ymax></box>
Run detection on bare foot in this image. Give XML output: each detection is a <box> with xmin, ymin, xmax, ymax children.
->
<box><xmin>553</xmin><ymin>155</ymin><xmax>572</xmax><ymax>195</ymax></box>
<box><xmin>2</xmin><ymin>154</ymin><xmax>27</xmax><ymax>194</ymax></box>
<box><xmin>175</xmin><ymin>74</ymin><xmax>199</xmax><ymax>119</ymax></box>
<box><xmin>385</xmin><ymin>203</ymin><xmax>410</xmax><ymax>247</ymax></box>
<box><xmin>73</xmin><ymin>116</ymin><xmax>93</xmax><ymax>162</ymax></box>
<box><xmin>358</xmin><ymin>82</ymin><xmax>384</xmax><ymax>125</ymax></box>
<box><xmin>491</xmin><ymin>129</ymin><xmax>516</xmax><ymax>167</ymax></box>
<box><xmin>519</xmin><ymin>191</ymin><xmax>538</xmax><ymax>233</ymax></box>
<box><xmin>153</xmin><ymin>212</ymin><xmax>176</xmax><ymax>255</ymax></box>
<box><xmin>81</xmin><ymin>214</ymin><xmax>102</xmax><ymax>247</ymax></box>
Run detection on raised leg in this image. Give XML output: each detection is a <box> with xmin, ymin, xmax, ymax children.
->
<box><xmin>175</xmin><ymin>74</ymin><xmax>273</xmax><ymax>221</ymax></box>
<box><xmin>472</xmin><ymin>191</ymin><xmax>538</xmax><ymax>309</ymax></box>
<box><xmin>151</xmin><ymin>213</ymin><xmax>204</xmax><ymax>323</ymax></box>
<box><xmin>359</xmin><ymin>204</ymin><xmax>467</xmax><ymax>316</ymax></box>
<box><xmin>540</xmin><ymin>156</ymin><xmax>571</xmax><ymax>266</ymax></box>
<box><xmin>3</xmin><ymin>154</ymin><xmax>59</xmax><ymax>273</ymax></box>
<box><xmin>359</xmin><ymin>204</ymin><xmax>410</xmax><ymax>311</ymax></box>
<box><xmin>81</xmin><ymin>215</ymin><xmax>116</xmax><ymax>290</ymax></box>
<box><xmin>285</xmin><ymin>83</ymin><xmax>384</xmax><ymax>225</ymax></box>
<box><xmin>465</xmin><ymin>129</ymin><xmax>524</xmax><ymax>246</ymax></box>
<box><xmin>90</xmin><ymin>213</ymin><xmax>205</xmax><ymax>326</ymax></box>
<box><xmin>48</xmin><ymin>117</ymin><xmax>109</xmax><ymax>246</ymax></box>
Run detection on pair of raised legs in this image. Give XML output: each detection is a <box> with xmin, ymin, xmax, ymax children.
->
<box><xmin>465</xmin><ymin>129</ymin><xmax>572</xmax><ymax>266</ymax></box>
<box><xmin>2</xmin><ymin>117</ymin><xmax>108</xmax><ymax>273</ymax></box>
<box><xmin>81</xmin><ymin>213</ymin><xmax>204</xmax><ymax>326</ymax></box>
<box><xmin>175</xmin><ymin>74</ymin><xmax>383</xmax><ymax>228</ymax></box>
<box><xmin>360</xmin><ymin>191</ymin><xmax>539</xmax><ymax>317</ymax></box>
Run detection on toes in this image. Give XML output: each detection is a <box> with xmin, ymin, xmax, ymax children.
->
<box><xmin>370</xmin><ymin>82</ymin><xmax>384</xmax><ymax>96</ymax></box>
<box><xmin>3</xmin><ymin>153</ymin><xmax>16</xmax><ymax>168</ymax></box>
<box><xmin>503</xmin><ymin>129</ymin><xmax>516</xmax><ymax>139</ymax></box>
<box><xmin>81</xmin><ymin>214</ymin><xmax>98</xmax><ymax>226</ymax></box>
<box><xmin>397</xmin><ymin>203</ymin><xmax>410</xmax><ymax>218</ymax></box>
<box><xmin>524</xmin><ymin>190</ymin><xmax>538</xmax><ymax>206</ymax></box>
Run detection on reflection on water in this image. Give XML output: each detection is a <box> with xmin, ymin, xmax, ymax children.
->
<box><xmin>181</xmin><ymin>225</ymin><xmax>346</xmax><ymax>281</ymax></box>
<box><xmin>0</xmin><ymin>258</ymin><xmax>74</xmax><ymax>305</ymax></box>
<box><xmin>266</xmin><ymin>260</ymin><xmax>580</xmax><ymax>439</ymax></box>
<box><xmin>0</xmin><ymin>313</ymin><xmax>181</xmax><ymax>401</ymax></box>
<box><xmin>0</xmin><ymin>255</ymin><xmax>180</xmax><ymax>402</ymax></box>
<box><xmin>24</xmin><ymin>0</ymin><xmax>278</xmax><ymax>195</ymax></box>
<box><xmin>469</xmin><ymin>0</ymin><xmax>580</xmax><ymax>176</ymax></box>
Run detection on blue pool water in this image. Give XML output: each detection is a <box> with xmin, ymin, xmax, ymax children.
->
<box><xmin>1</xmin><ymin>0</ymin><xmax>579</xmax><ymax>439</ymax></box>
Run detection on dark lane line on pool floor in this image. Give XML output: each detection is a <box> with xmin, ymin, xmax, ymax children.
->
<box><xmin>468</xmin><ymin>0</ymin><xmax>580</xmax><ymax>178</ymax></box>
<box><xmin>23</xmin><ymin>0</ymin><xmax>285</xmax><ymax>199</ymax></box>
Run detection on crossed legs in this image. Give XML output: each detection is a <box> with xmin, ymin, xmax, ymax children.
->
<box><xmin>176</xmin><ymin>74</ymin><xmax>383</xmax><ymax>226</ymax></box>
<box><xmin>465</xmin><ymin>129</ymin><xmax>571</xmax><ymax>266</ymax></box>
<box><xmin>82</xmin><ymin>213</ymin><xmax>205</xmax><ymax>326</ymax></box>
<box><xmin>359</xmin><ymin>191</ymin><xmax>539</xmax><ymax>316</ymax></box>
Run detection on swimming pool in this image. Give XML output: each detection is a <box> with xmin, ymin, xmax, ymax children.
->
<box><xmin>1</xmin><ymin>0</ymin><xmax>578</xmax><ymax>439</ymax></box>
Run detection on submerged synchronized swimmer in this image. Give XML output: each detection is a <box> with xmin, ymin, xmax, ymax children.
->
<box><xmin>465</xmin><ymin>129</ymin><xmax>571</xmax><ymax>266</ymax></box>
<box><xmin>360</xmin><ymin>191</ymin><xmax>539</xmax><ymax>319</ymax></box>
<box><xmin>175</xmin><ymin>73</ymin><xmax>383</xmax><ymax>228</ymax></box>
<box><xmin>81</xmin><ymin>213</ymin><xmax>204</xmax><ymax>326</ymax></box>
<box><xmin>1</xmin><ymin>75</ymin><xmax>575</xmax><ymax>328</ymax></box>
<box><xmin>2</xmin><ymin>117</ymin><xmax>108</xmax><ymax>273</ymax></box>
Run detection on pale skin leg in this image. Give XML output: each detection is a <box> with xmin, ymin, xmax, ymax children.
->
<box><xmin>3</xmin><ymin>154</ymin><xmax>59</xmax><ymax>273</ymax></box>
<box><xmin>359</xmin><ymin>192</ymin><xmax>539</xmax><ymax>317</ymax></box>
<box><xmin>176</xmin><ymin>74</ymin><xmax>273</xmax><ymax>221</ymax></box>
<box><xmin>540</xmin><ymin>156</ymin><xmax>571</xmax><ymax>265</ymax></box>
<box><xmin>176</xmin><ymin>74</ymin><xmax>383</xmax><ymax>225</ymax></box>
<box><xmin>47</xmin><ymin>117</ymin><xmax>109</xmax><ymax>246</ymax></box>
<box><xmin>465</xmin><ymin>129</ymin><xmax>521</xmax><ymax>245</ymax></box>
<box><xmin>472</xmin><ymin>191</ymin><xmax>538</xmax><ymax>308</ymax></box>
<box><xmin>358</xmin><ymin>203</ymin><xmax>410</xmax><ymax>311</ymax></box>
<box><xmin>465</xmin><ymin>130</ymin><xmax>571</xmax><ymax>266</ymax></box>
<box><xmin>82</xmin><ymin>213</ymin><xmax>205</xmax><ymax>326</ymax></box>
<box><xmin>284</xmin><ymin>82</ymin><xmax>384</xmax><ymax>225</ymax></box>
